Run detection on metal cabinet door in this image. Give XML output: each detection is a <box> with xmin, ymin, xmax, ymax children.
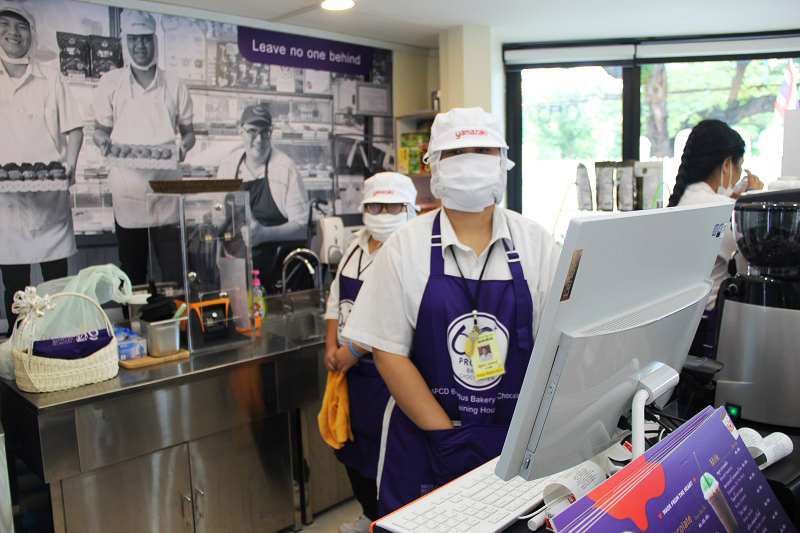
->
<box><xmin>302</xmin><ymin>398</ymin><xmax>353</xmax><ymax>518</ymax></box>
<box><xmin>62</xmin><ymin>444</ymin><xmax>194</xmax><ymax>533</ymax></box>
<box><xmin>188</xmin><ymin>415</ymin><xmax>295</xmax><ymax>533</ymax></box>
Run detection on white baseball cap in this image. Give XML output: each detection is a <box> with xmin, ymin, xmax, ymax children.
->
<box><xmin>0</xmin><ymin>4</ymin><xmax>35</xmax><ymax>30</ymax></box>
<box><xmin>423</xmin><ymin>107</ymin><xmax>508</xmax><ymax>162</ymax></box>
<box><xmin>361</xmin><ymin>172</ymin><xmax>420</xmax><ymax>211</ymax></box>
<box><xmin>120</xmin><ymin>9</ymin><xmax>156</xmax><ymax>35</ymax></box>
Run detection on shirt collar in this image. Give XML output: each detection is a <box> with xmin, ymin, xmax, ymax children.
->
<box><xmin>439</xmin><ymin>206</ymin><xmax>511</xmax><ymax>258</ymax></box>
<box><xmin>0</xmin><ymin>60</ymin><xmax>41</xmax><ymax>88</ymax></box>
<box><xmin>355</xmin><ymin>228</ymin><xmax>373</xmax><ymax>255</ymax></box>
<box><xmin>686</xmin><ymin>181</ymin><xmax>717</xmax><ymax>195</ymax></box>
<box><xmin>127</xmin><ymin>65</ymin><xmax>162</xmax><ymax>92</ymax></box>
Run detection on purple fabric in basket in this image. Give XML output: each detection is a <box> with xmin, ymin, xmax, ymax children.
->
<box><xmin>32</xmin><ymin>330</ymin><xmax>113</xmax><ymax>360</ymax></box>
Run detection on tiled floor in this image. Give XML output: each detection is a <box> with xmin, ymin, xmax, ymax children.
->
<box><xmin>285</xmin><ymin>497</ymin><xmax>364</xmax><ymax>533</ymax></box>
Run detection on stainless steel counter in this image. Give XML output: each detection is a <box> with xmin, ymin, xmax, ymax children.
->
<box><xmin>0</xmin><ymin>313</ymin><xmax>328</xmax><ymax>533</ymax></box>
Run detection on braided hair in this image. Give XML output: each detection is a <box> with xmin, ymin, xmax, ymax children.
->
<box><xmin>667</xmin><ymin>120</ymin><xmax>745</xmax><ymax>207</ymax></box>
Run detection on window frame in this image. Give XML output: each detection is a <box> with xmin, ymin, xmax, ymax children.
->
<box><xmin>504</xmin><ymin>30</ymin><xmax>800</xmax><ymax>213</ymax></box>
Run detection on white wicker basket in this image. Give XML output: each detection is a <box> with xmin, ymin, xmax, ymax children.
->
<box><xmin>11</xmin><ymin>290</ymin><xmax>119</xmax><ymax>393</ymax></box>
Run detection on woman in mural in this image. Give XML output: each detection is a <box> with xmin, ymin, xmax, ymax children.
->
<box><xmin>0</xmin><ymin>4</ymin><xmax>84</xmax><ymax>333</ymax></box>
<box><xmin>216</xmin><ymin>104</ymin><xmax>309</xmax><ymax>291</ymax></box>
<box><xmin>92</xmin><ymin>9</ymin><xmax>195</xmax><ymax>286</ymax></box>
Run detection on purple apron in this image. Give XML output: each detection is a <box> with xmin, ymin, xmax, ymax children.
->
<box><xmin>377</xmin><ymin>212</ymin><xmax>534</xmax><ymax>515</ymax></box>
<box><xmin>334</xmin><ymin>246</ymin><xmax>391</xmax><ymax>480</ymax></box>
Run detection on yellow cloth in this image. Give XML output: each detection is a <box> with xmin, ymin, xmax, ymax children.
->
<box><xmin>317</xmin><ymin>370</ymin><xmax>354</xmax><ymax>449</ymax></box>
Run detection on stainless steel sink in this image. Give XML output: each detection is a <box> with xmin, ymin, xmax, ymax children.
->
<box><xmin>263</xmin><ymin>312</ymin><xmax>325</xmax><ymax>341</ymax></box>
<box><xmin>262</xmin><ymin>288</ymin><xmax>326</xmax><ymax>342</ymax></box>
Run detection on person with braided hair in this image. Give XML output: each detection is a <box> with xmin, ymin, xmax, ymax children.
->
<box><xmin>667</xmin><ymin>119</ymin><xmax>763</xmax><ymax>357</ymax></box>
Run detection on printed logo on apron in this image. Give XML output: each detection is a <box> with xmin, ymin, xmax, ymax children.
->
<box><xmin>338</xmin><ymin>298</ymin><xmax>355</xmax><ymax>331</ymax></box>
<box><xmin>446</xmin><ymin>311</ymin><xmax>509</xmax><ymax>391</ymax></box>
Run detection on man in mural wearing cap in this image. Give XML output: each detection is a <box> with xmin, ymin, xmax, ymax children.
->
<box><xmin>0</xmin><ymin>3</ymin><xmax>84</xmax><ymax>333</ymax></box>
<box><xmin>92</xmin><ymin>9</ymin><xmax>195</xmax><ymax>285</ymax></box>
<box><xmin>216</xmin><ymin>104</ymin><xmax>309</xmax><ymax>290</ymax></box>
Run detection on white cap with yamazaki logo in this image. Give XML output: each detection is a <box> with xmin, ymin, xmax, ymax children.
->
<box><xmin>361</xmin><ymin>172</ymin><xmax>420</xmax><ymax>214</ymax></box>
<box><xmin>423</xmin><ymin>107</ymin><xmax>508</xmax><ymax>163</ymax></box>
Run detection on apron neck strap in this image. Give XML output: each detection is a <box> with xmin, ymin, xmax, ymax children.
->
<box><xmin>236</xmin><ymin>149</ymin><xmax>272</xmax><ymax>180</ymax></box>
<box><xmin>430</xmin><ymin>212</ymin><xmax>444</xmax><ymax>276</ymax></box>
<box><xmin>502</xmin><ymin>231</ymin><xmax>534</xmax><ymax>353</ymax></box>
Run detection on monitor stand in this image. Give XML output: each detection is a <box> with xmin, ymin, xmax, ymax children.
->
<box><xmin>631</xmin><ymin>363</ymin><xmax>680</xmax><ymax>460</ymax></box>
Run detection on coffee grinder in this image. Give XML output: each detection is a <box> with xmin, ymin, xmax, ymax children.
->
<box><xmin>714</xmin><ymin>189</ymin><xmax>800</xmax><ymax>427</ymax></box>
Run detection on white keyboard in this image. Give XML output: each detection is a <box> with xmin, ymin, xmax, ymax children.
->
<box><xmin>374</xmin><ymin>457</ymin><xmax>549</xmax><ymax>533</ymax></box>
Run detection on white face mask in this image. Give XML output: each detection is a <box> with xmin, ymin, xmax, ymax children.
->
<box><xmin>431</xmin><ymin>153</ymin><xmax>502</xmax><ymax>212</ymax></box>
<box><xmin>364</xmin><ymin>212</ymin><xmax>407</xmax><ymax>242</ymax></box>
<box><xmin>717</xmin><ymin>163</ymin><xmax>734</xmax><ymax>197</ymax></box>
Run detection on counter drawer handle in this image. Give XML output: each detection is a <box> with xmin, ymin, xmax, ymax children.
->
<box><xmin>181</xmin><ymin>492</ymin><xmax>193</xmax><ymax>526</ymax></box>
<box><xmin>194</xmin><ymin>488</ymin><xmax>206</xmax><ymax>519</ymax></box>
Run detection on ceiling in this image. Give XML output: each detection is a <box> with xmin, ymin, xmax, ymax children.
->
<box><xmin>146</xmin><ymin>0</ymin><xmax>800</xmax><ymax>51</ymax></box>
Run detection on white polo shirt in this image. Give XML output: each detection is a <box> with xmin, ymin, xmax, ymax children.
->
<box><xmin>678</xmin><ymin>181</ymin><xmax>736</xmax><ymax>311</ymax></box>
<box><xmin>324</xmin><ymin>228</ymin><xmax>379</xmax><ymax>345</ymax></box>
<box><xmin>0</xmin><ymin>60</ymin><xmax>82</xmax><ymax>264</ymax></box>
<box><xmin>216</xmin><ymin>148</ymin><xmax>308</xmax><ymax>226</ymax></box>
<box><xmin>342</xmin><ymin>207</ymin><xmax>561</xmax><ymax>357</ymax></box>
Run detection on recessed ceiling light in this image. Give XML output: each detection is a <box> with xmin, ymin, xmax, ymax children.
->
<box><xmin>321</xmin><ymin>0</ymin><xmax>355</xmax><ymax>11</ymax></box>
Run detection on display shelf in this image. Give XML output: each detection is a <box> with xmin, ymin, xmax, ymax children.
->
<box><xmin>194</xmin><ymin>133</ymin><xmax>331</xmax><ymax>144</ymax></box>
<box><xmin>409</xmin><ymin>173</ymin><xmax>431</xmax><ymax>179</ymax></box>
<box><xmin>187</xmin><ymin>85</ymin><xmax>333</xmax><ymax>100</ymax></box>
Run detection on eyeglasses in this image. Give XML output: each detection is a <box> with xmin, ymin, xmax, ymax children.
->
<box><xmin>364</xmin><ymin>203</ymin><xmax>406</xmax><ymax>215</ymax></box>
<box><xmin>241</xmin><ymin>127</ymin><xmax>271</xmax><ymax>140</ymax></box>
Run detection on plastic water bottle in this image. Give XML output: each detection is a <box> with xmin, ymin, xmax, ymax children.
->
<box><xmin>252</xmin><ymin>269</ymin><xmax>266</xmax><ymax>329</ymax></box>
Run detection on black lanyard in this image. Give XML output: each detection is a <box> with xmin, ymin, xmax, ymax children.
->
<box><xmin>356</xmin><ymin>249</ymin><xmax>374</xmax><ymax>279</ymax></box>
<box><xmin>235</xmin><ymin>149</ymin><xmax>271</xmax><ymax>180</ymax></box>
<box><xmin>449</xmin><ymin>241</ymin><xmax>496</xmax><ymax>328</ymax></box>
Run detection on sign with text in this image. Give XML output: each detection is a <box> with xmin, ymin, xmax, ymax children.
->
<box><xmin>238</xmin><ymin>26</ymin><xmax>373</xmax><ymax>77</ymax></box>
<box><xmin>551</xmin><ymin>407</ymin><xmax>796</xmax><ymax>533</ymax></box>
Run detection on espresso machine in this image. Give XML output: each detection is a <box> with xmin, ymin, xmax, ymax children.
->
<box><xmin>714</xmin><ymin>189</ymin><xmax>800</xmax><ymax>427</ymax></box>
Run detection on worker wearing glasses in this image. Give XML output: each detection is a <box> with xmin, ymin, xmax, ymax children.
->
<box><xmin>216</xmin><ymin>104</ymin><xmax>309</xmax><ymax>289</ymax></box>
<box><xmin>322</xmin><ymin>172</ymin><xmax>418</xmax><ymax>533</ymax></box>
<box><xmin>343</xmin><ymin>108</ymin><xmax>561</xmax><ymax>515</ymax></box>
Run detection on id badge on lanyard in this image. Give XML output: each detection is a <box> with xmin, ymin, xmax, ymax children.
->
<box><xmin>454</xmin><ymin>244</ymin><xmax>506</xmax><ymax>380</ymax></box>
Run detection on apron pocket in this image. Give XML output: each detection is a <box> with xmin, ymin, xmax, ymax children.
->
<box><xmin>347</xmin><ymin>363</ymin><xmax>390</xmax><ymax>440</ymax></box>
<box><xmin>424</xmin><ymin>423</ymin><xmax>509</xmax><ymax>486</ymax></box>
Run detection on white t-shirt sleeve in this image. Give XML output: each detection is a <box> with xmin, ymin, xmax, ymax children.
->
<box><xmin>342</xmin><ymin>239</ymin><xmax>414</xmax><ymax>356</ymax></box>
<box><xmin>176</xmin><ymin>80</ymin><xmax>193</xmax><ymax>127</ymax></box>
<box><xmin>215</xmin><ymin>152</ymin><xmax>238</xmax><ymax>180</ymax></box>
<box><xmin>55</xmin><ymin>75</ymin><xmax>84</xmax><ymax>134</ymax></box>
<box><xmin>282</xmin><ymin>161</ymin><xmax>309</xmax><ymax>225</ymax></box>
<box><xmin>533</xmin><ymin>234</ymin><xmax>562</xmax><ymax>336</ymax></box>
<box><xmin>92</xmin><ymin>73</ymin><xmax>115</xmax><ymax>128</ymax></box>
<box><xmin>324</xmin><ymin>263</ymin><xmax>343</xmax><ymax>320</ymax></box>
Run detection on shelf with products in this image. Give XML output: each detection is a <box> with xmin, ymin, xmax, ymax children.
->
<box><xmin>187</xmin><ymin>84</ymin><xmax>333</xmax><ymax>101</ymax></box>
<box><xmin>395</xmin><ymin>110</ymin><xmax>435</xmax><ymax>176</ymax></box>
<box><xmin>188</xmin><ymin>86</ymin><xmax>333</xmax><ymax>122</ymax></box>
<box><xmin>193</xmin><ymin>132</ymin><xmax>332</xmax><ymax>143</ymax></box>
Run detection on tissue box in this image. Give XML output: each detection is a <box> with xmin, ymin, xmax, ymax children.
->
<box><xmin>114</xmin><ymin>327</ymin><xmax>147</xmax><ymax>360</ymax></box>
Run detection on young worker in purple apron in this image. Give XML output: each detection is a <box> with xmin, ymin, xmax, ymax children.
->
<box><xmin>0</xmin><ymin>4</ymin><xmax>84</xmax><ymax>333</ymax></box>
<box><xmin>343</xmin><ymin>108</ymin><xmax>561</xmax><ymax>516</ymax></box>
<box><xmin>323</xmin><ymin>172</ymin><xmax>419</xmax><ymax>533</ymax></box>
<box><xmin>216</xmin><ymin>104</ymin><xmax>309</xmax><ymax>291</ymax></box>
<box><xmin>92</xmin><ymin>9</ymin><xmax>195</xmax><ymax>286</ymax></box>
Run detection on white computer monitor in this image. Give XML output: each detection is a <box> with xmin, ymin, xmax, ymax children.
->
<box><xmin>495</xmin><ymin>203</ymin><xmax>735</xmax><ymax>481</ymax></box>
